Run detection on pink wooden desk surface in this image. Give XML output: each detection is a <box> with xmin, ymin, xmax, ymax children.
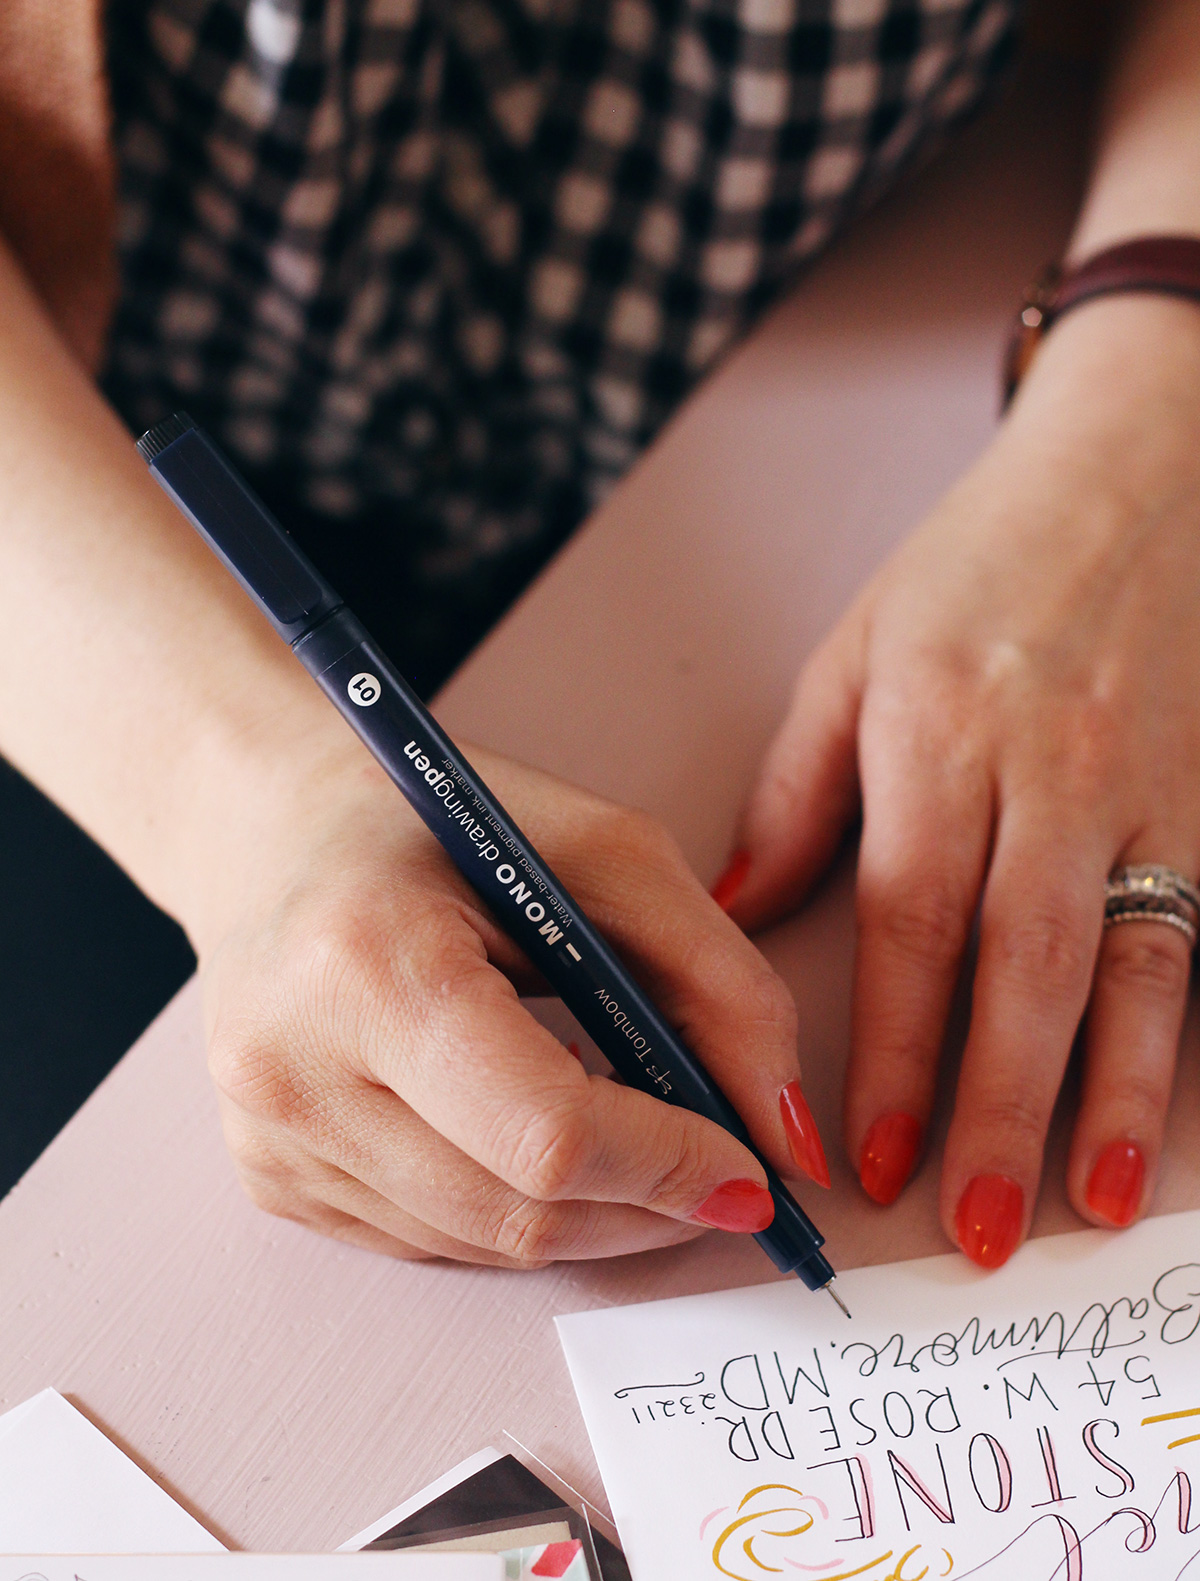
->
<box><xmin>5</xmin><ymin>58</ymin><xmax>1199</xmax><ymax>1556</ymax></box>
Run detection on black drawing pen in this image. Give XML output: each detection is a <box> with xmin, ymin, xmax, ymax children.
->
<box><xmin>138</xmin><ymin>412</ymin><xmax>849</xmax><ymax>1316</ymax></box>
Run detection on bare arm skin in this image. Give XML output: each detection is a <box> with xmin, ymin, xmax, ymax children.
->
<box><xmin>0</xmin><ymin>0</ymin><xmax>115</xmax><ymax>368</ymax></box>
<box><xmin>0</xmin><ymin>220</ymin><xmax>810</xmax><ymax>1264</ymax></box>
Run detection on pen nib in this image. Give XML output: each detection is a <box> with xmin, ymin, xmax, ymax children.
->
<box><xmin>824</xmin><ymin>1281</ymin><xmax>851</xmax><ymax>1320</ymax></box>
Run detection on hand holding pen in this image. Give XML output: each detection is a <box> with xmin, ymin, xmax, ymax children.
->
<box><xmin>200</xmin><ymin>735</ymin><xmax>827</xmax><ymax>1268</ymax></box>
<box><xmin>141</xmin><ymin>418</ymin><xmax>837</xmax><ymax>1285</ymax></box>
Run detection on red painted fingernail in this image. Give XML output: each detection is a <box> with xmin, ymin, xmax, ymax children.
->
<box><xmin>692</xmin><ymin>1179</ymin><xmax>776</xmax><ymax>1232</ymax></box>
<box><xmin>955</xmin><ymin>1174</ymin><xmax>1024</xmax><ymax>1269</ymax></box>
<box><xmin>711</xmin><ymin>848</ymin><xmax>751</xmax><ymax>912</ymax></box>
<box><xmin>779</xmin><ymin>1080</ymin><xmax>832</xmax><ymax>1188</ymax></box>
<box><xmin>1086</xmin><ymin>1139</ymin><xmax>1145</xmax><ymax>1228</ymax></box>
<box><xmin>859</xmin><ymin>1112</ymin><xmax>923</xmax><ymax>1205</ymax></box>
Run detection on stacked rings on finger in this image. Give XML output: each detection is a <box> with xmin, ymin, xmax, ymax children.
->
<box><xmin>1104</xmin><ymin>865</ymin><xmax>1200</xmax><ymax>948</ymax></box>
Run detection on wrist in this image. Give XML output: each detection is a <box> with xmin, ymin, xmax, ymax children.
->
<box><xmin>147</xmin><ymin>671</ymin><xmax>392</xmax><ymax>958</ymax></box>
<box><xmin>1003</xmin><ymin>289</ymin><xmax>1200</xmax><ymax>506</ymax></box>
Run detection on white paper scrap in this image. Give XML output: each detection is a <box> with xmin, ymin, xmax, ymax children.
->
<box><xmin>557</xmin><ymin>1209</ymin><xmax>1200</xmax><ymax>1581</ymax></box>
<box><xmin>0</xmin><ymin>1389</ymin><xmax>222</xmax><ymax>1553</ymax></box>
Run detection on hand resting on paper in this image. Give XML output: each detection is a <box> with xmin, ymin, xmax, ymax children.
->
<box><xmin>728</xmin><ymin>293</ymin><xmax>1200</xmax><ymax>1266</ymax></box>
<box><xmin>722</xmin><ymin>0</ymin><xmax>1200</xmax><ymax>1270</ymax></box>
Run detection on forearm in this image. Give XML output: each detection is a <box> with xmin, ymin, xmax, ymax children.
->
<box><xmin>1071</xmin><ymin>0</ymin><xmax>1200</xmax><ymax>252</ymax></box>
<box><xmin>1000</xmin><ymin>0</ymin><xmax>1200</xmax><ymax>512</ymax></box>
<box><xmin>0</xmin><ymin>237</ymin><xmax>350</xmax><ymax>943</ymax></box>
<box><xmin>0</xmin><ymin>0</ymin><xmax>115</xmax><ymax>367</ymax></box>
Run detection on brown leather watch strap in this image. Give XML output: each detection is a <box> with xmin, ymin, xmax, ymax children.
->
<box><xmin>1003</xmin><ymin>235</ymin><xmax>1200</xmax><ymax>406</ymax></box>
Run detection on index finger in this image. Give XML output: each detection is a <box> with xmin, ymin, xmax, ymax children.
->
<box><xmin>371</xmin><ymin>904</ymin><xmax>781</xmax><ymax>1230</ymax></box>
<box><xmin>542</xmin><ymin>801</ymin><xmax>830</xmax><ymax>1190</ymax></box>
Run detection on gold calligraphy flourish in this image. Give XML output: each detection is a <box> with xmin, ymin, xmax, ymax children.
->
<box><xmin>710</xmin><ymin>1483</ymin><xmax>892</xmax><ymax>1580</ymax></box>
<box><xmin>709</xmin><ymin>1485</ymin><xmax>955</xmax><ymax>1581</ymax></box>
<box><xmin>880</xmin><ymin>1545</ymin><xmax>955</xmax><ymax>1581</ymax></box>
<box><xmin>1142</xmin><ymin>1405</ymin><xmax>1200</xmax><ymax>1450</ymax></box>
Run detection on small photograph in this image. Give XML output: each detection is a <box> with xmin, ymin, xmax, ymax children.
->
<box><xmin>361</xmin><ymin>1453</ymin><xmax>608</xmax><ymax>1581</ymax></box>
<box><xmin>369</xmin><ymin>1504</ymin><xmax>595</xmax><ymax>1580</ymax></box>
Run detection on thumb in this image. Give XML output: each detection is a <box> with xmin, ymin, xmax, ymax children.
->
<box><xmin>721</xmin><ymin>611</ymin><xmax>866</xmax><ymax>930</ymax></box>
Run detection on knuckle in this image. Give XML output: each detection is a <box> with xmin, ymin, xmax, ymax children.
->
<box><xmin>209</xmin><ymin>1026</ymin><xmax>320</xmax><ymax>1131</ymax></box>
<box><xmin>488</xmin><ymin>1198</ymin><xmax>581</xmax><ymax>1265</ymax></box>
<box><xmin>1053</xmin><ymin>700</ymin><xmax>1123</xmax><ymax>797</ymax></box>
<box><xmin>414</xmin><ymin>932</ymin><xmax>495</xmax><ymax>1017</ymax></box>
<box><xmin>208</xmin><ymin>1021</ymin><xmax>274</xmax><ymax>1108</ymax></box>
<box><xmin>992</xmin><ymin>905</ymin><xmax>1092</xmax><ymax>990</ymax></box>
<box><xmin>299</xmin><ymin>889</ymin><xmax>468</xmax><ymax>1034</ymax></box>
<box><xmin>969</xmin><ymin>1091</ymin><xmax>1048</xmax><ymax>1152</ymax></box>
<box><xmin>207</xmin><ymin>1022</ymin><xmax>251</xmax><ymax>1102</ymax></box>
<box><xmin>853</xmin><ymin>1016</ymin><xmax>935</xmax><ymax>1090</ymax></box>
<box><xmin>237</xmin><ymin>1171</ymin><xmax>301</xmax><ymax>1223</ymax></box>
<box><xmin>642</xmin><ymin>1124</ymin><xmax>710</xmax><ymax>1215</ymax></box>
<box><xmin>1103</xmin><ymin>928</ymin><xmax>1191</xmax><ymax>998</ymax></box>
<box><xmin>1108</xmin><ymin>1068</ymin><xmax>1173</xmax><ymax>1122</ymax></box>
<box><xmin>229</xmin><ymin>1143</ymin><xmax>306</xmax><ymax>1223</ymax></box>
<box><xmin>859</xmin><ymin>876</ymin><xmax>969</xmax><ymax>967</ymax></box>
<box><xmin>504</xmin><ymin>1096</ymin><xmax>598</xmax><ymax>1201</ymax></box>
<box><xmin>302</xmin><ymin>911</ymin><xmax>365</xmax><ymax>987</ymax></box>
<box><xmin>738</xmin><ymin>960</ymin><xmax>798</xmax><ymax>1045</ymax></box>
<box><xmin>689</xmin><ymin>934</ymin><xmax>796</xmax><ymax>1039</ymax></box>
<box><xmin>300</xmin><ymin>908</ymin><xmax>396</xmax><ymax>1014</ymax></box>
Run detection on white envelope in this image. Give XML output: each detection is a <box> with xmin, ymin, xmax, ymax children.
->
<box><xmin>0</xmin><ymin>1389</ymin><xmax>221</xmax><ymax>1553</ymax></box>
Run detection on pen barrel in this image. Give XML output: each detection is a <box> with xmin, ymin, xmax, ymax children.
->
<box><xmin>294</xmin><ymin>611</ymin><xmax>833</xmax><ymax>1288</ymax></box>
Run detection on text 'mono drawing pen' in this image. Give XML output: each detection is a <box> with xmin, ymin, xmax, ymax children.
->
<box><xmin>138</xmin><ymin>412</ymin><xmax>848</xmax><ymax>1316</ymax></box>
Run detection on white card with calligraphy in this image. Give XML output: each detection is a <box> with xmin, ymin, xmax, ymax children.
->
<box><xmin>556</xmin><ymin>1210</ymin><xmax>1200</xmax><ymax>1581</ymax></box>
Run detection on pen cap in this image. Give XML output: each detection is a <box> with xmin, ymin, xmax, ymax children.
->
<box><xmin>138</xmin><ymin>412</ymin><xmax>343</xmax><ymax>643</ymax></box>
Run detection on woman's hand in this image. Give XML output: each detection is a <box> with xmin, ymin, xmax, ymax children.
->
<box><xmin>0</xmin><ymin>227</ymin><xmax>825</xmax><ymax>1273</ymax></box>
<box><xmin>726</xmin><ymin>293</ymin><xmax>1200</xmax><ymax>1266</ymax></box>
<box><xmin>194</xmin><ymin>734</ymin><xmax>824</xmax><ymax>1267</ymax></box>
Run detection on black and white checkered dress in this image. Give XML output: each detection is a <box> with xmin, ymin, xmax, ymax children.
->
<box><xmin>104</xmin><ymin>0</ymin><xmax>1019</xmax><ymax>689</ymax></box>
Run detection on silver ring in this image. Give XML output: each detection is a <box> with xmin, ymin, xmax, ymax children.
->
<box><xmin>1104</xmin><ymin>865</ymin><xmax>1200</xmax><ymax>948</ymax></box>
